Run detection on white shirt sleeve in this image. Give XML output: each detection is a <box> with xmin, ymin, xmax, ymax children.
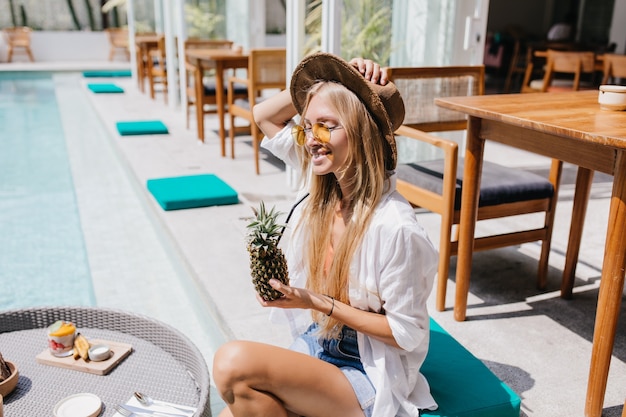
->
<box><xmin>260</xmin><ymin>120</ymin><xmax>301</xmax><ymax>169</ymax></box>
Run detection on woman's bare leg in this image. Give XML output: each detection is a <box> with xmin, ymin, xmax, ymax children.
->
<box><xmin>213</xmin><ymin>340</ymin><xmax>366</xmax><ymax>417</ymax></box>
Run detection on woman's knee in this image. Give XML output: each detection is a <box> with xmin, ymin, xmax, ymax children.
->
<box><xmin>213</xmin><ymin>341</ymin><xmax>261</xmax><ymax>387</ymax></box>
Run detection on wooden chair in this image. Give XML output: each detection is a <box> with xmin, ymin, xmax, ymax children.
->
<box><xmin>104</xmin><ymin>28</ymin><xmax>130</xmax><ymax>61</ymax></box>
<box><xmin>184</xmin><ymin>39</ymin><xmax>247</xmax><ymax>129</ymax></box>
<box><xmin>386</xmin><ymin>66</ymin><xmax>563</xmax><ymax>312</ymax></box>
<box><xmin>601</xmin><ymin>53</ymin><xmax>626</xmax><ymax>85</ymax></box>
<box><xmin>134</xmin><ymin>32</ymin><xmax>158</xmax><ymax>93</ymax></box>
<box><xmin>146</xmin><ymin>34</ymin><xmax>168</xmax><ymax>103</ymax></box>
<box><xmin>525</xmin><ymin>49</ymin><xmax>596</xmax><ymax>92</ymax></box>
<box><xmin>2</xmin><ymin>27</ymin><xmax>34</xmax><ymax>62</ymax></box>
<box><xmin>227</xmin><ymin>48</ymin><xmax>287</xmax><ymax>174</ymax></box>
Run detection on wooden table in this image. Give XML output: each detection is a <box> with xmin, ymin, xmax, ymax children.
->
<box><xmin>185</xmin><ymin>49</ymin><xmax>249</xmax><ymax>155</ymax></box>
<box><xmin>435</xmin><ymin>90</ymin><xmax>626</xmax><ymax>417</ymax></box>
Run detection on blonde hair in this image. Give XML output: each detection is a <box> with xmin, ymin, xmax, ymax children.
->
<box><xmin>294</xmin><ymin>81</ymin><xmax>391</xmax><ymax>337</ymax></box>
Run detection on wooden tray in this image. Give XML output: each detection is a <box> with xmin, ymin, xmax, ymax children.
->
<box><xmin>36</xmin><ymin>339</ymin><xmax>132</xmax><ymax>375</ymax></box>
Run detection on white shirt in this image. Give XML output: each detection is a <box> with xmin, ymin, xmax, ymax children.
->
<box><xmin>262</xmin><ymin>123</ymin><xmax>439</xmax><ymax>416</ymax></box>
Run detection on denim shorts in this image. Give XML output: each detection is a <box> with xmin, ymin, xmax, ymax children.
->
<box><xmin>289</xmin><ymin>323</ymin><xmax>375</xmax><ymax>416</ymax></box>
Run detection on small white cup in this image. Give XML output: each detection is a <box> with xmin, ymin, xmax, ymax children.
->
<box><xmin>598</xmin><ymin>85</ymin><xmax>626</xmax><ymax>111</ymax></box>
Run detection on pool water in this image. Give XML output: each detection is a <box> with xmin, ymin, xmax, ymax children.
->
<box><xmin>0</xmin><ymin>72</ymin><xmax>95</xmax><ymax>309</ymax></box>
<box><xmin>0</xmin><ymin>71</ymin><xmax>227</xmax><ymax>413</ymax></box>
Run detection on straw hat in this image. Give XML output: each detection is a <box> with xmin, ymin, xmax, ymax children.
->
<box><xmin>290</xmin><ymin>52</ymin><xmax>405</xmax><ymax>169</ymax></box>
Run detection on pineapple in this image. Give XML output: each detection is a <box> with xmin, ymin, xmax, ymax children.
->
<box><xmin>246</xmin><ymin>202</ymin><xmax>289</xmax><ymax>301</ymax></box>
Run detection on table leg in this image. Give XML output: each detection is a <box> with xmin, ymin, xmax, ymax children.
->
<box><xmin>194</xmin><ymin>63</ymin><xmax>205</xmax><ymax>142</ymax></box>
<box><xmin>561</xmin><ymin>167</ymin><xmax>594</xmax><ymax>299</ymax></box>
<box><xmin>585</xmin><ymin>151</ymin><xmax>626</xmax><ymax>417</ymax></box>
<box><xmin>215</xmin><ymin>62</ymin><xmax>227</xmax><ymax>157</ymax></box>
<box><xmin>136</xmin><ymin>46</ymin><xmax>145</xmax><ymax>92</ymax></box>
<box><xmin>454</xmin><ymin>117</ymin><xmax>485</xmax><ymax>322</ymax></box>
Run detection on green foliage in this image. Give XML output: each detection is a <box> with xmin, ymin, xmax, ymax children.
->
<box><xmin>65</xmin><ymin>0</ymin><xmax>82</xmax><ymax>30</ymax></box>
<box><xmin>84</xmin><ymin>0</ymin><xmax>96</xmax><ymax>30</ymax></box>
<box><xmin>20</xmin><ymin>4</ymin><xmax>28</xmax><ymax>27</ymax></box>
<box><xmin>185</xmin><ymin>3</ymin><xmax>224</xmax><ymax>39</ymax></box>
<box><xmin>304</xmin><ymin>0</ymin><xmax>393</xmax><ymax>65</ymax></box>
<box><xmin>341</xmin><ymin>1</ymin><xmax>392</xmax><ymax>64</ymax></box>
<box><xmin>9</xmin><ymin>0</ymin><xmax>18</xmax><ymax>27</ymax></box>
<box><xmin>304</xmin><ymin>0</ymin><xmax>322</xmax><ymax>53</ymax></box>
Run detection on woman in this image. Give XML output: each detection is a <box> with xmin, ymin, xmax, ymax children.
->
<box><xmin>213</xmin><ymin>53</ymin><xmax>439</xmax><ymax>417</ymax></box>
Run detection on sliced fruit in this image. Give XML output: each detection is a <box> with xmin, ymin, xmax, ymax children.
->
<box><xmin>74</xmin><ymin>333</ymin><xmax>90</xmax><ymax>361</ymax></box>
<box><xmin>49</xmin><ymin>321</ymin><xmax>76</xmax><ymax>337</ymax></box>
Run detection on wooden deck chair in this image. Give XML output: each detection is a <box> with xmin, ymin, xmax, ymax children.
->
<box><xmin>601</xmin><ymin>53</ymin><xmax>626</xmax><ymax>85</ymax></box>
<box><xmin>104</xmin><ymin>28</ymin><xmax>130</xmax><ymax>61</ymax></box>
<box><xmin>184</xmin><ymin>39</ymin><xmax>247</xmax><ymax>129</ymax></box>
<box><xmin>2</xmin><ymin>27</ymin><xmax>34</xmax><ymax>62</ymax></box>
<box><xmin>386</xmin><ymin>66</ymin><xmax>563</xmax><ymax>312</ymax></box>
<box><xmin>227</xmin><ymin>48</ymin><xmax>286</xmax><ymax>174</ymax></box>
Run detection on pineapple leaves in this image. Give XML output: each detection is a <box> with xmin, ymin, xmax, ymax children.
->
<box><xmin>246</xmin><ymin>201</ymin><xmax>286</xmax><ymax>249</ymax></box>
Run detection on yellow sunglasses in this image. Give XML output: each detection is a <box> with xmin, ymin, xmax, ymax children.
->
<box><xmin>291</xmin><ymin>123</ymin><xmax>344</xmax><ymax>146</ymax></box>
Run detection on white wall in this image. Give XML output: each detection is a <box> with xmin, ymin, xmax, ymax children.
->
<box><xmin>4</xmin><ymin>31</ymin><xmax>110</xmax><ymax>62</ymax></box>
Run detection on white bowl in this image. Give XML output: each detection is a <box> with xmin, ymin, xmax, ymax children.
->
<box><xmin>598</xmin><ymin>85</ymin><xmax>626</xmax><ymax>111</ymax></box>
<box><xmin>88</xmin><ymin>344</ymin><xmax>111</xmax><ymax>362</ymax></box>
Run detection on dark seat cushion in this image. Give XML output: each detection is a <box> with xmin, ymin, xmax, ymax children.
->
<box><xmin>202</xmin><ymin>80</ymin><xmax>248</xmax><ymax>96</ymax></box>
<box><xmin>396</xmin><ymin>159</ymin><xmax>554</xmax><ymax>210</ymax></box>
<box><xmin>233</xmin><ymin>96</ymin><xmax>270</xmax><ymax>111</ymax></box>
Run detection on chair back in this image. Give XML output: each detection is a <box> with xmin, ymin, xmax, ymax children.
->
<box><xmin>539</xmin><ymin>49</ymin><xmax>596</xmax><ymax>91</ymax></box>
<box><xmin>184</xmin><ymin>38</ymin><xmax>234</xmax><ymax>52</ymax></box>
<box><xmin>104</xmin><ymin>28</ymin><xmax>128</xmax><ymax>48</ymax></box>
<box><xmin>2</xmin><ymin>26</ymin><xmax>31</xmax><ymax>46</ymax></box>
<box><xmin>602</xmin><ymin>54</ymin><xmax>626</xmax><ymax>85</ymax></box>
<box><xmin>248</xmin><ymin>48</ymin><xmax>287</xmax><ymax>92</ymax></box>
<box><xmin>386</xmin><ymin>66</ymin><xmax>484</xmax><ymax>133</ymax></box>
<box><xmin>155</xmin><ymin>34</ymin><xmax>167</xmax><ymax>61</ymax></box>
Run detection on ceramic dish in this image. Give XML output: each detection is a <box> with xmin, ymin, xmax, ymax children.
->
<box><xmin>53</xmin><ymin>393</ymin><xmax>102</xmax><ymax>417</ymax></box>
<box><xmin>88</xmin><ymin>344</ymin><xmax>111</xmax><ymax>362</ymax></box>
<box><xmin>598</xmin><ymin>85</ymin><xmax>626</xmax><ymax>111</ymax></box>
<box><xmin>0</xmin><ymin>361</ymin><xmax>19</xmax><ymax>397</ymax></box>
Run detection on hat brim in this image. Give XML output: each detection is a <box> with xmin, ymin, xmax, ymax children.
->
<box><xmin>290</xmin><ymin>53</ymin><xmax>402</xmax><ymax>168</ymax></box>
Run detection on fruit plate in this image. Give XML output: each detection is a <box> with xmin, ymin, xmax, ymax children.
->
<box><xmin>35</xmin><ymin>339</ymin><xmax>132</xmax><ymax>375</ymax></box>
<box><xmin>0</xmin><ymin>361</ymin><xmax>19</xmax><ymax>397</ymax></box>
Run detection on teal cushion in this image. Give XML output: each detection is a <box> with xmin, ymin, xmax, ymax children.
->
<box><xmin>87</xmin><ymin>83</ymin><xmax>124</xmax><ymax>93</ymax></box>
<box><xmin>147</xmin><ymin>174</ymin><xmax>239</xmax><ymax>210</ymax></box>
<box><xmin>116</xmin><ymin>120</ymin><xmax>169</xmax><ymax>136</ymax></box>
<box><xmin>421</xmin><ymin>319</ymin><xmax>521</xmax><ymax>417</ymax></box>
<box><xmin>82</xmin><ymin>70</ymin><xmax>132</xmax><ymax>78</ymax></box>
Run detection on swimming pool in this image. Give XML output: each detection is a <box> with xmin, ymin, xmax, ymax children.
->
<box><xmin>0</xmin><ymin>72</ymin><xmax>95</xmax><ymax>309</ymax></box>
<box><xmin>0</xmin><ymin>70</ymin><xmax>228</xmax><ymax>413</ymax></box>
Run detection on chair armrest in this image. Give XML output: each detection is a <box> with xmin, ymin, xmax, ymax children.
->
<box><xmin>394</xmin><ymin>125</ymin><xmax>459</xmax><ymax>215</ymax></box>
<box><xmin>227</xmin><ymin>76</ymin><xmax>251</xmax><ymax>105</ymax></box>
<box><xmin>228</xmin><ymin>76</ymin><xmax>249</xmax><ymax>86</ymax></box>
<box><xmin>395</xmin><ymin>125</ymin><xmax>459</xmax><ymax>155</ymax></box>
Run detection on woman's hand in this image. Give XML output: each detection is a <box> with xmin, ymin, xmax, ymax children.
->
<box><xmin>257</xmin><ymin>279</ymin><xmax>334</xmax><ymax>316</ymax></box>
<box><xmin>260</xmin><ymin>279</ymin><xmax>401</xmax><ymax>348</ymax></box>
<box><xmin>348</xmin><ymin>57</ymin><xmax>389</xmax><ymax>85</ymax></box>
